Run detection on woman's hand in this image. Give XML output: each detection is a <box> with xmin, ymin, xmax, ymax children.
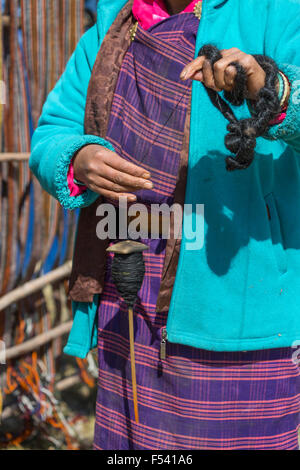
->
<box><xmin>73</xmin><ymin>144</ymin><xmax>153</xmax><ymax>202</ymax></box>
<box><xmin>180</xmin><ymin>48</ymin><xmax>266</xmax><ymax>100</ymax></box>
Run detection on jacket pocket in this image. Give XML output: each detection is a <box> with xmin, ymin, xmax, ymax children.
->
<box><xmin>264</xmin><ymin>193</ymin><xmax>287</xmax><ymax>274</ymax></box>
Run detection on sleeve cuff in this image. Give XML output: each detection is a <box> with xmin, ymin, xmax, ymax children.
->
<box><xmin>263</xmin><ymin>63</ymin><xmax>300</xmax><ymax>141</ymax></box>
<box><xmin>55</xmin><ymin>135</ymin><xmax>115</xmax><ymax>210</ymax></box>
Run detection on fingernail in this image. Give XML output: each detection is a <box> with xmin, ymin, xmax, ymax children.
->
<box><xmin>129</xmin><ymin>195</ymin><xmax>137</xmax><ymax>201</ymax></box>
<box><xmin>142</xmin><ymin>172</ymin><xmax>151</xmax><ymax>179</ymax></box>
<box><xmin>180</xmin><ymin>69</ymin><xmax>187</xmax><ymax>80</ymax></box>
<box><xmin>144</xmin><ymin>181</ymin><xmax>153</xmax><ymax>189</ymax></box>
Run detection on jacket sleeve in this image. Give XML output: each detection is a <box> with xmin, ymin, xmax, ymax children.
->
<box><xmin>29</xmin><ymin>24</ymin><xmax>115</xmax><ymax>210</ymax></box>
<box><xmin>262</xmin><ymin>0</ymin><xmax>300</xmax><ymax>153</ymax></box>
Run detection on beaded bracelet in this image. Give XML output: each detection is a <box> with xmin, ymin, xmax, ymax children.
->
<box><xmin>276</xmin><ymin>71</ymin><xmax>285</xmax><ymax>103</ymax></box>
<box><xmin>247</xmin><ymin>70</ymin><xmax>290</xmax><ymax>124</ymax></box>
<box><xmin>278</xmin><ymin>70</ymin><xmax>290</xmax><ymax>108</ymax></box>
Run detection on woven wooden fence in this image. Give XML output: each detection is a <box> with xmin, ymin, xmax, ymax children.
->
<box><xmin>0</xmin><ymin>1</ymin><xmax>96</xmax><ymax>449</ymax></box>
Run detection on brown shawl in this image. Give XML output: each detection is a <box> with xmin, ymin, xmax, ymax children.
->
<box><xmin>69</xmin><ymin>0</ymin><xmax>190</xmax><ymax>312</ymax></box>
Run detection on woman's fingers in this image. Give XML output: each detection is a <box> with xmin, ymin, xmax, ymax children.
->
<box><xmin>88</xmin><ymin>185</ymin><xmax>138</xmax><ymax>202</ymax></box>
<box><xmin>202</xmin><ymin>59</ymin><xmax>222</xmax><ymax>91</ymax></box>
<box><xmin>101</xmin><ymin>149</ymin><xmax>151</xmax><ymax>179</ymax></box>
<box><xmin>73</xmin><ymin>145</ymin><xmax>154</xmax><ymax>198</ymax></box>
<box><xmin>190</xmin><ymin>70</ymin><xmax>203</xmax><ymax>82</ymax></box>
<box><xmin>213</xmin><ymin>51</ymin><xmax>241</xmax><ymax>90</ymax></box>
<box><xmin>180</xmin><ymin>56</ymin><xmax>205</xmax><ymax>81</ymax></box>
<box><xmin>181</xmin><ymin>48</ymin><xmax>241</xmax><ymax>90</ymax></box>
<box><xmin>91</xmin><ymin>175</ymin><xmax>139</xmax><ymax>194</ymax></box>
<box><xmin>100</xmin><ymin>163</ymin><xmax>154</xmax><ymax>191</ymax></box>
<box><xmin>181</xmin><ymin>54</ymin><xmax>230</xmax><ymax>90</ymax></box>
<box><xmin>88</xmin><ymin>171</ymin><xmax>154</xmax><ymax>198</ymax></box>
<box><xmin>224</xmin><ymin>65</ymin><xmax>237</xmax><ymax>89</ymax></box>
<box><xmin>91</xmin><ymin>149</ymin><xmax>154</xmax><ymax>190</ymax></box>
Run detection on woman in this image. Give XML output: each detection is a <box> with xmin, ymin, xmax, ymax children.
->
<box><xmin>30</xmin><ymin>0</ymin><xmax>300</xmax><ymax>450</ymax></box>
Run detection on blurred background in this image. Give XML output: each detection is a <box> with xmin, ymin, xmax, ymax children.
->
<box><xmin>0</xmin><ymin>0</ymin><xmax>100</xmax><ymax>450</ymax></box>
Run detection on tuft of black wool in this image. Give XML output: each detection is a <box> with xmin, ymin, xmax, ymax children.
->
<box><xmin>198</xmin><ymin>45</ymin><xmax>281</xmax><ymax>171</ymax></box>
<box><xmin>111</xmin><ymin>251</ymin><xmax>145</xmax><ymax>308</ymax></box>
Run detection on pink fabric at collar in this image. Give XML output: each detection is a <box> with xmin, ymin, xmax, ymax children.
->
<box><xmin>132</xmin><ymin>0</ymin><xmax>201</xmax><ymax>30</ymax></box>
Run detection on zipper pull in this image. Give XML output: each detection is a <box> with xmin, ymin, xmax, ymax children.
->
<box><xmin>160</xmin><ymin>328</ymin><xmax>167</xmax><ymax>360</ymax></box>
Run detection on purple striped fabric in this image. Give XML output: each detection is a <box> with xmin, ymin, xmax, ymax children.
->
<box><xmin>94</xmin><ymin>12</ymin><xmax>300</xmax><ymax>450</ymax></box>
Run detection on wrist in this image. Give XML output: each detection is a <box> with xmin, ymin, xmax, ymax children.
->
<box><xmin>72</xmin><ymin>145</ymin><xmax>92</xmax><ymax>184</ymax></box>
<box><xmin>67</xmin><ymin>156</ymin><xmax>87</xmax><ymax>196</ymax></box>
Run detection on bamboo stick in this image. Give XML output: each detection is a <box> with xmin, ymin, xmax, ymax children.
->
<box><xmin>128</xmin><ymin>307</ymin><xmax>139</xmax><ymax>424</ymax></box>
<box><xmin>56</xmin><ymin>374</ymin><xmax>81</xmax><ymax>392</ymax></box>
<box><xmin>2</xmin><ymin>321</ymin><xmax>73</xmax><ymax>361</ymax></box>
<box><xmin>0</xmin><ymin>261</ymin><xmax>72</xmax><ymax>311</ymax></box>
<box><xmin>0</xmin><ymin>152</ymin><xmax>30</xmax><ymax>162</ymax></box>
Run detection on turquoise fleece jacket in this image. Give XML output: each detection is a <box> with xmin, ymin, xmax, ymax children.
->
<box><xmin>30</xmin><ymin>0</ymin><xmax>300</xmax><ymax>356</ymax></box>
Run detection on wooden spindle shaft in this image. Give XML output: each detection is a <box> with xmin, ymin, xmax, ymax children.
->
<box><xmin>128</xmin><ymin>307</ymin><xmax>139</xmax><ymax>424</ymax></box>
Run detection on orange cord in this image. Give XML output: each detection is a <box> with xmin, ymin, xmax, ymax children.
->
<box><xmin>76</xmin><ymin>358</ymin><xmax>95</xmax><ymax>388</ymax></box>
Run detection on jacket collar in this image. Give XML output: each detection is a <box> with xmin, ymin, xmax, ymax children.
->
<box><xmin>97</xmin><ymin>0</ymin><xmax>230</xmax><ymax>40</ymax></box>
<box><xmin>97</xmin><ymin>0</ymin><xmax>129</xmax><ymax>39</ymax></box>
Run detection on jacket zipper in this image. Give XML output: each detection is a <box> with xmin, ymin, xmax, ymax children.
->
<box><xmin>160</xmin><ymin>328</ymin><xmax>167</xmax><ymax>360</ymax></box>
